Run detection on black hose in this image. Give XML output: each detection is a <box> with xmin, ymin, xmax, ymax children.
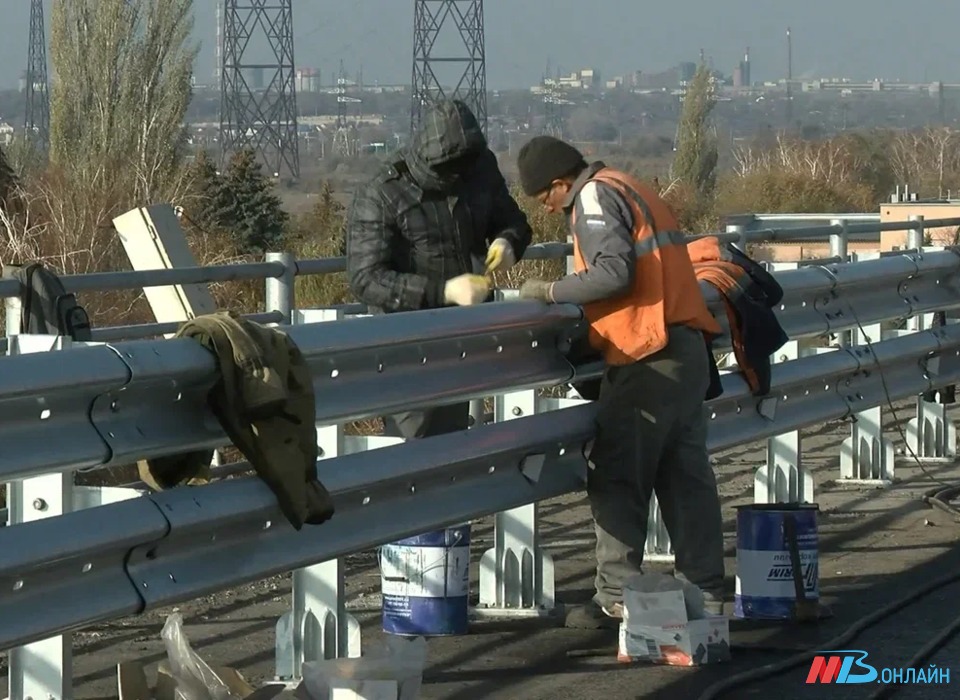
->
<box><xmin>867</xmin><ymin>608</ymin><xmax>960</xmax><ymax>699</ymax></box>
<box><xmin>696</xmin><ymin>569</ymin><xmax>960</xmax><ymax>700</ymax></box>
<box><xmin>922</xmin><ymin>485</ymin><xmax>960</xmax><ymax>521</ymax></box>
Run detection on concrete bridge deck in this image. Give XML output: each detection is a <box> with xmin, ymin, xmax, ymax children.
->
<box><xmin>5</xmin><ymin>404</ymin><xmax>960</xmax><ymax>699</ymax></box>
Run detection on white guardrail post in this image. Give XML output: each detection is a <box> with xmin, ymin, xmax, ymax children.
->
<box><xmin>829</xmin><ymin>218</ymin><xmax>850</xmax><ymax>348</ymax></box>
<box><xmin>274</xmin><ymin>305</ymin><xmax>363</xmax><ymax>680</ymax></box>
<box><xmin>476</xmin><ymin>289</ymin><xmax>557</xmax><ymax>617</ymax></box>
<box><xmin>4</xmin><ymin>285</ymin><xmax>72</xmax><ymax>700</ymax></box>
<box><xmin>837</xmin><ymin>248</ymin><xmax>895</xmax><ymax>487</ymax></box>
<box><xmin>903</xmin><ymin>216</ymin><xmax>958</xmax><ymax>460</ymax></box>
<box><xmin>755</xmin><ymin>262</ymin><xmax>815</xmax><ymax>504</ymax></box>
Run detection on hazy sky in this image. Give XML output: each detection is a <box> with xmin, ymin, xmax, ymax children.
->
<box><xmin>1</xmin><ymin>0</ymin><xmax>958</xmax><ymax>90</ymax></box>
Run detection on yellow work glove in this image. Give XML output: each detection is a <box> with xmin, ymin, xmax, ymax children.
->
<box><xmin>444</xmin><ymin>273</ymin><xmax>491</xmax><ymax>306</ymax></box>
<box><xmin>484</xmin><ymin>238</ymin><xmax>517</xmax><ymax>274</ymax></box>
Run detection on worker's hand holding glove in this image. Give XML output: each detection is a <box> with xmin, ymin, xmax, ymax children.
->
<box><xmin>444</xmin><ymin>273</ymin><xmax>491</xmax><ymax>306</ymax></box>
<box><xmin>485</xmin><ymin>238</ymin><xmax>517</xmax><ymax>274</ymax></box>
<box><xmin>519</xmin><ymin>279</ymin><xmax>555</xmax><ymax>303</ymax></box>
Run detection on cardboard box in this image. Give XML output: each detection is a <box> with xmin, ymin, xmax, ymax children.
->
<box><xmin>617</xmin><ymin>588</ymin><xmax>731</xmax><ymax>666</ymax></box>
<box><xmin>328</xmin><ymin>677</ymin><xmax>399</xmax><ymax>700</ymax></box>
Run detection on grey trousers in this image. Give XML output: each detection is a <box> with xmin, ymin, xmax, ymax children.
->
<box><xmin>587</xmin><ymin>325</ymin><xmax>725</xmax><ymax>610</ymax></box>
<box><xmin>383</xmin><ymin>402</ymin><xmax>471</xmax><ymax>439</ymax></box>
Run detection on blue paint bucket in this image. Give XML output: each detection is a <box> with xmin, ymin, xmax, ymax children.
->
<box><xmin>379</xmin><ymin>524</ymin><xmax>471</xmax><ymax>636</ymax></box>
<box><xmin>734</xmin><ymin>504</ymin><xmax>820</xmax><ymax>620</ymax></box>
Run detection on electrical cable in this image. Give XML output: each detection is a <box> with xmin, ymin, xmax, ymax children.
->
<box><xmin>699</xmin><ymin>278</ymin><xmax>960</xmax><ymax>699</ymax></box>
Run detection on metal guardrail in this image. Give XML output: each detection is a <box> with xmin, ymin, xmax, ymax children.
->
<box><xmin>1</xmin><ymin>251</ymin><xmax>958</xmax><ymax>486</ymax></box>
<box><xmin>3</xmin><ymin>215</ymin><xmax>960</xmax><ymax>698</ymax></box>
<box><xmin>0</xmin><ymin>214</ymin><xmax>957</xmax><ymax>346</ymax></box>
<box><xmin>5</xmin><ymin>323</ymin><xmax>958</xmax><ymax>652</ymax></box>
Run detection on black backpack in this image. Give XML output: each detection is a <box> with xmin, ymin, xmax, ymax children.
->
<box><xmin>13</xmin><ymin>263</ymin><xmax>92</xmax><ymax>341</ymax></box>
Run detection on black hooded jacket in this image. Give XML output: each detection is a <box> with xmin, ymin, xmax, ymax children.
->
<box><xmin>346</xmin><ymin>100</ymin><xmax>533</xmax><ymax>313</ymax></box>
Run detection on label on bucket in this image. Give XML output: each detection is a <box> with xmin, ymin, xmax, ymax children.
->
<box><xmin>736</xmin><ymin>548</ymin><xmax>819</xmax><ymax>598</ymax></box>
<box><xmin>380</xmin><ymin>545</ymin><xmax>470</xmax><ymax>599</ymax></box>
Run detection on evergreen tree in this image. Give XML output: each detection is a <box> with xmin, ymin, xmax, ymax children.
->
<box><xmin>217</xmin><ymin>149</ymin><xmax>289</xmax><ymax>253</ymax></box>
<box><xmin>297</xmin><ymin>181</ymin><xmax>346</xmax><ymax>254</ymax></box>
<box><xmin>184</xmin><ymin>150</ymin><xmax>227</xmax><ymax>229</ymax></box>
<box><xmin>673</xmin><ymin>63</ymin><xmax>719</xmax><ymax>198</ymax></box>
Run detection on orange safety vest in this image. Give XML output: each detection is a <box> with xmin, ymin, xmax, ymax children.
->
<box><xmin>571</xmin><ymin>168</ymin><xmax>722</xmax><ymax>365</ymax></box>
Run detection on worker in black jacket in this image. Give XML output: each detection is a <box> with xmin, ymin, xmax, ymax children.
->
<box><xmin>346</xmin><ymin>99</ymin><xmax>533</xmax><ymax>439</ymax></box>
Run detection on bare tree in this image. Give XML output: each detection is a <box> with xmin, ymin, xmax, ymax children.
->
<box><xmin>732</xmin><ymin>132</ymin><xmax>857</xmax><ymax>187</ymax></box>
<box><xmin>42</xmin><ymin>0</ymin><xmax>198</xmax><ymax>271</ymax></box>
<box><xmin>890</xmin><ymin>127</ymin><xmax>960</xmax><ymax>197</ymax></box>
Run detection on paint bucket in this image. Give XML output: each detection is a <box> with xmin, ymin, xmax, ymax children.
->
<box><xmin>734</xmin><ymin>504</ymin><xmax>820</xmax><ymax>620</ymax></box>
<box><xmin>379</xmin><ymin>524</ymin><xmax>471</xmax><ymax>636</ymax></box>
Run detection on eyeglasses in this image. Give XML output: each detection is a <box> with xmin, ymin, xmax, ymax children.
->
<box><xmin>536</xmin><ymin>182</ymin><xmax>555</xmax><ymax>206</ymax></box>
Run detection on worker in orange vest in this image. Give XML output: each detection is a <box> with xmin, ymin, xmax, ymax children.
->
<box><xmin>515</xmin><ymin>136</ymin><xmax>726</xmax><ymax>629</ymax></box>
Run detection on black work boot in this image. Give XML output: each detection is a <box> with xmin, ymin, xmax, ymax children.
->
<box><xmin>564</xmin><ymin>600</ymin><xmax>623</xmax><ymax>630</ymax></box>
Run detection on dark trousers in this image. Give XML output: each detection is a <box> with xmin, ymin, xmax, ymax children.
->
<box><xmin>383</xmin><ymin>402</ymin><xmax>471</xmax><ymax>439</ymax></box>
<box><xmin>587</xmin><ymin>325</ymin><xmax>725</xmax><ymax>609</ymax></box>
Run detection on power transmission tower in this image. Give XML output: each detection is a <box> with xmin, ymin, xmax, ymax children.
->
<box><xmin>24</xmin><ymin>0</ymin><xmax>50</xmax><ymax>148</ymax></box>
<box><xmin>541</xmin><ymin>61</ymin><xmax>564</xmax><ymax>138</ymax></box>
<box><xmin>410</xmin><ymin>0</ymin><xmax>486</xmax><ymax>135</ymax></box>
<box><xmin>220</xmin><ymin>0</ymin><xmax>300</xmax><ymax>179</ymax></box>
<box><xmin>332</xmin><ymin>60</ymin><xmax>356</xmax><ymax>158</ymax></box>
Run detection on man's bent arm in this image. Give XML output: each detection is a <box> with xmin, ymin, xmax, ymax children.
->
<box><xmin>484</xmin><ymin>150</ymin><xmax>534</xmax><ymax>260</ymax></box>
<box><xmin>550</xmin><ymin>181</ymin><xmax>636</xmax><ymax>305</ymax></box>
<box><xmin>346</xmin><ymin>184</ymin><xmax>446</xmax><ymax>311</ymax></box>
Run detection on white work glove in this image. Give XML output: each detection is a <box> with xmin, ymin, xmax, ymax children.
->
<box><xmin>444</xmin><ymin>273</ymin><xmax>490</xmax><ymax>306</ymax></box>
<box><xmin>485</xmin><ymin>238</ymin><xmax>517</xmax><ymax>274</ymax></box>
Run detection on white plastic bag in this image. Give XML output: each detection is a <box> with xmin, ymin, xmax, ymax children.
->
<box><xmin>161</xmin><ymin>613</ymin><xmax>244</xmax><ymax>700</ymax></box>
<box><xmin>301</xmin><ymin>636</ymin><xmax>427</xmax><ymax>700</ymax></box>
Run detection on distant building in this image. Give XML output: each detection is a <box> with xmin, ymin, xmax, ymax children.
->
<box><xmin>678</xmin><ymin>62</ymin><xmax>697</xmax><ymax>83</ymax></box>
<box><xmin>0</xmin><ymin>122</ymin><xmax>14</xmax><ymax>146</ymax></box>
<box><xmin>296</xmin><ymin>68</ymin><xmax>321</xmax><ymax>94</ymax></box>
<box><xmin>737</xmin><ymin>48</ymin><xmax>751</xmax><ymax>87</ymax></box>
<box><xmin>579</xmin><ymin>68</ymin><xmax>601</xmax><ymax>90</ymax></box>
